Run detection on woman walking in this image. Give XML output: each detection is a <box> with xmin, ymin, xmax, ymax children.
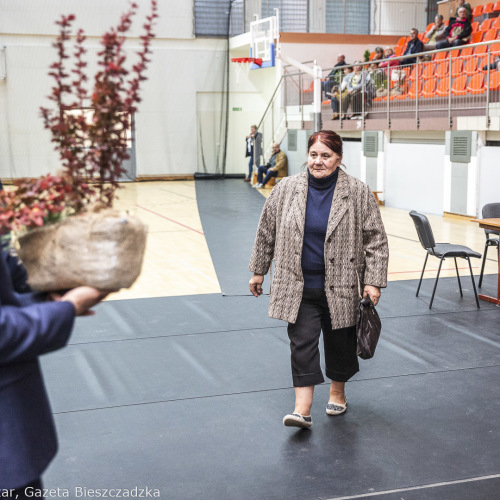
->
<box><xmin>249</xmin><ymin>130</ymin><xmax>388</xmax><ymax>429</ymax></box>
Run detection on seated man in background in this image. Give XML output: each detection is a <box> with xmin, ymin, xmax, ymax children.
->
<box><xmin>424</xmin><ymin>14</ymin><xmax>447</xmax><ymax>50</ymax></box>
<box><xmin>436</xmin><ymin>7</ymin><xmax>472</xmax><ymax>49</ymax></box>
<box><xmin>330</xmin><ymin>66</ymin><xmax>353</xmax><ymax>120</ymax></box>
<box><xmin>253</xmin><ymin>143</ymin><xmax>288</xmax><ymax>189</ymax></box>
<box><xmin>402</xmin><ymin>28</ymin><xmax>424</xmax><ymax>66</ymax></box>
<box><xmin>322</xmin><ymin>53</ymin><xmax>348</xmax><ymax>98</ymax></box>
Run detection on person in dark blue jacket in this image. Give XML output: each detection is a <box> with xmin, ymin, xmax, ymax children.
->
<box><xmin>0</xmin><ymin>257</ymin><xmax>109</xmax><ymax>498</ymax></box>
<box><xmin>402</xmin><ymin>28</ymin><xmax>424</xmax><ymax>66</ymax></box>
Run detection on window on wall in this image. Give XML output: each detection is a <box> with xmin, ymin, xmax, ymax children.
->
<box><xmin>326</xmin><ymin>0</ymin><xmax>370</xmax><ymax>34</ymax></box>
<box><xmin>194</xmin><ymin>0</ymin><xmax>231</xmax><ymax>37</ymax></box>
<box><xmin>262</xmin><ymin>0</ymin><xmax>309</xmax><ymax>33</ymax></box>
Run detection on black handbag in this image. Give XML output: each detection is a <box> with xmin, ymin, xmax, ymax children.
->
<box><xmin>356</xmin><ymin>294</ymin><xmax>381</xmax><ymax>360</ymax></box>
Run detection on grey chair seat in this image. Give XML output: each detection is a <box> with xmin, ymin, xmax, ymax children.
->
<box><xmin>432</xmin><ymin>243</ymin><xmax>481</xmax><ymax>260</ymax></box>
<box><xmin>410</xmin><ymin>210</ymin><xmax>481</xmax><ymax>309</ymax></box>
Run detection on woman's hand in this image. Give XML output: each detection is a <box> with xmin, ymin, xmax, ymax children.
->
<box><xmin>249</xmin><ymin>274</ymin><xmax>264</xmax><ymax>297</ymax></box>
<box><xmin>363</xmin><ymin>285</ymin><xmax>381</xmax><ymax>306</ymax></box>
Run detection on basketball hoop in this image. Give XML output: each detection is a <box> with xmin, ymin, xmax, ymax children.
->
<box><xmin>231</xmin><ymin>57</ymin><xmax>262</xmax><ymax>83</ymax></box>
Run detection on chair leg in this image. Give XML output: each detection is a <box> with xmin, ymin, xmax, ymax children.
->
<box><xmin>467</xmin><ymin>257</ymin><xmax>480</xmax><ymax>309</ymax></box>
<box><xmin>416</xmin><ymin>253</ymin><xmax>429</xmax><ymax>297</ymax></box>
<box><xmin>429</xmin><ymin>256</ymin><xmax>445</xmax><ymax>309</ymax></box>
<box><xmin>454</xmin><ymin>257</ymin><xmax>463</xmax><ymax>297</ymax></box>
<box><xmin>478</xmin><ymin>241</ymin><xmax>489</xmax><ymax>288</ymax></box>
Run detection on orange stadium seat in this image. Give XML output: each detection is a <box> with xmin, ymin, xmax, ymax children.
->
<box><xmin>421</xmin><ymin>78</ymin><xmax>437</xmax><ymax>97</ymax></box>
<box><xmin>464</xmin><ymin>56</ymin><xmax>479</xmax><ymax>75</ymax></box>
<box><xmin>461</xmin><ymin>46</ymin><xmax>474</xmax><ymax>57</ymax></box>
<box><xmin>397</xmin><ymin>37</ymin><xmax>407</xmax><ymax>46</ymax></box>
<box><xmin>475</xmin><ymin>43</ymin><xmax>489</xmax><ymax>55</ymax></box>
<box><xmin>408</xmin><ymin>65</ymin><xmax>424</xmax><ymax>82</ymax></box>
<box><xmin>473</xmin><ymin>5</ymin><xmax>484</xmax><ymax>17</ymax></box>
<box><xmin>449</xmin><ymin>49</ymin><xmax>461</xmax><ymax>58</ymax></box>
<box><xmin>484</xmin><ymin>28</ymin><xmax>498</xmax><ymax>42</ymax></box>
<box><xmin>422</xmin><ymin>62</ymin><xmax>436</xmax><ymax>79</ymax></box>
<box><xmin>452</xmin><ymin>58</ymin><xmax>464</xmax><ymax>77</ymax></box>
<box><xmin>435</xmin><ymin>60</ymin><xmax>450</xmax><ymax>78</ymax></box>
<box><xmin>470</xmin><ymin>32</ymin><xmax>484</xmax><ymax>44</ymax></box>
<box><xmin>488</xmin><ymin>72</ymin><xmax>500</xmax><ymax>90</ymax></box>
<box><xmin>493</xmin><ymin>17</ymin><xmax>500</xmax><ymax>29</ymax></box>
<box><xmin>477</xmin><ymin>54</ymin><xmax>491</xmax><ymax>69</ymax></box>
<box><xmin>471</xmin><ymin>21</ymin><xmax>479</xmax><ymax>32</ymax></box>
<box><xmin>494</xmin><ymin>2</ymin><xmax>500</xmax><ymax>11</ymax></box>
<box><xmin>434</xmin><ymin>50</ymin><xmax>448</xmax><ymax>61</ymax></box>
<box><xmin>467</xmin><ymin>73</ymin><xmax>485</xmax><ymax>94</ymax></box>
<box><xmin>407</xmin><ymin>80</ymin><xmax>423</xmax><ymax>98</ymax></box>
<box><xmin>479</xmin><ymin>18</ymin><xmax>494</xmax><ymax>31</ymax></box>
<box><xmin>451</xmin><ymin>75</ymin><xmax>468</xmax><ymax>95</ymax></box>
<box><xmin>393</xmin><ymin>46</ymin><xmax>403</xmax><ymax>56</ymax></box>
<box><xmin>436</xmin><ymin>78</ymin><xmax>450</xmax><ymax>96</ymax></box>
<box><xmin>483</xmin><ymin>3</ymin><xmax>495</xmax><ymax>14</ymax></box>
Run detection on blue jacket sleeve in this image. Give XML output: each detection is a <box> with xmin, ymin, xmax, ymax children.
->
<box><xmin>0</xmin><ymin>300</ymin><xmax>76</xmax><ymax>365</ymax></box>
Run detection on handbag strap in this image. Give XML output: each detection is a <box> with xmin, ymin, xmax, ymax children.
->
<box><xmin>356</xmin><ymin>270</ymin><xmax>363</xmax><ymax>300</ymax></box>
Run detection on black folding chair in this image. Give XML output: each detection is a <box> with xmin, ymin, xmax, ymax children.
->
<box><xmin>409</xmin><ymin>210</ymin><xmax>481</xmax><ymax>309</ymax></box>
<box><xmin>478</xmin><ymin>203</ymin><xmax>500</xmax><ymax>288</ymax></box>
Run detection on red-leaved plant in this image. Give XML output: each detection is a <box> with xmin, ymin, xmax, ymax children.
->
<box><xmin>0</xmin><ymin>0</ymin><xmax>158</xmax><ymax>235</ymax></box>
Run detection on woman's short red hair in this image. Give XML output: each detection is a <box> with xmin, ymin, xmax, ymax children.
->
<box><xmin>308</xmin><ymin>130</ymin><xmax>343</xmax><ymax>157</ymax></box>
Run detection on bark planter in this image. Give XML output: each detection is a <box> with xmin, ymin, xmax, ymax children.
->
<box><xmin>17</xmin><ymin>208</ymin><xmax>147</xmax><ymax>292</ymax></box>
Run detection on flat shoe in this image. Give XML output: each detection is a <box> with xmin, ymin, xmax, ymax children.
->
<box><xmin>326</xmin><ymin>397</ymin><xmax>347</xmax><ymax>416</ymax></box>
<box><xmin>283</xmin><ymin>413</ymin><xmax>312</xmax><ymax>429</ymax></box>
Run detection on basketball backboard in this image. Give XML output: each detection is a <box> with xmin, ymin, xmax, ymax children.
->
<box><xmin>249</xmin><ymin>14</ymin><xmax>279</xmax><ymax>69</ymax></box>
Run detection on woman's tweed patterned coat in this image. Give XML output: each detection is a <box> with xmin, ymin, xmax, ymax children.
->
<box><xmin>249</xmin><ymin>168</ymin><xmax>389</xmax><ymax>329</ymax></box>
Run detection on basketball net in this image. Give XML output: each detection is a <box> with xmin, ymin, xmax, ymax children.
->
<box><xmin>231</xmin><ymin>57</ymin><xmax>263</xmax><ymax>83</ymax></box>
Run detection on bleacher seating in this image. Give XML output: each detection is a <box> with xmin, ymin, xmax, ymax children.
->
<box><xmin>320</xmin><ymin>4</ymin><xmax>500</xmax><ymax>116</ymax></box>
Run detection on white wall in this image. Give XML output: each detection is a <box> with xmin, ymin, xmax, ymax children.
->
<box><xmin>371</xmin><ymin>0</ymin><xmax>428</xmax><ymax>36</ymax></box>
<box><xmin>342</xmin><ymin>140</ymin><xmax>363</xmax><ymax>181</ymax></box>
<box><xmin>0</xmin><ymin>0</ymin><xmax>227</xmax><ymax>179</ymax></box>
<box><xmin>478</xmin><ymin>145</ymin><xmax>500</xmax><ymax>213</ymax></box>
<box><xmin>385</xmin><ymin>142</ymin><xmax>445</xmax><ymax>215</ymax></box>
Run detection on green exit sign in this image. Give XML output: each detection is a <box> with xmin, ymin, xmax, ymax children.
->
<box><xmin>232</xmin><ymin>107</ymin><xmax>242</xmax><ymax>111</ymax></box>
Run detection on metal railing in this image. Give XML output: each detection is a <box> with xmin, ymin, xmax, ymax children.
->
<box><xmin>283</xmin><ymin>39</ymin><xmax>500</xmax><ymax>130</ymax></box>
<box><xmin>256</xmin><ymin>76</ymin><xmax>288</xmax><ymax>163</ymax></box>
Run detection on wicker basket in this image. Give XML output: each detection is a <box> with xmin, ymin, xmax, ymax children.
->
<box><xmin>17</xmin><ymin>209</ymin><xmax>147</xmax><ymax>291</ymax></box>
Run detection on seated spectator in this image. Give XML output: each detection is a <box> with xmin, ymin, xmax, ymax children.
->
<box><xmin>379</xmin><ymin>47</ymin><xmax>399</xmax><ymax>79</ymax></box>
<box><xmin>436</xmin><ymin>8</ymin><xmax>472</xmax><ymax>49</ymax></box>
<box><xmin>322</xmin><ymin>53</ymin><xmax>348</xmax><ymax>98</ymax></box>
<box><xmin>330</xmin><ymin>66</ymin><xmax>353</xmax><ymax>119</ymax></box>
<box><xmin>483</xmin><ymin>55</ymin><xmax>500</xmax><ymax>71</ymax></box>
<box><xmin>402</xmin><ymin>28</ymin><xmax>424</xmax><ymax>66</ymax></box>
<box><xmin>368</xmin><ymin>62</ymin><xmax>388</xmax><ymax>97</ymax></box>
<box><xmin>334</xmin><ymin>62</ymin><xmax>373</xmax><ymax>120</ymax></box>
<box><xmin>372</xmin><ymin>47</ymin><xmax>384</xmax><ymax>62</ymax></box>
<box><xmin>424</xmin><ymin>14</ymin><xmax>447</xmax><ymax>50</ymax></box>
<box><xmin>456</xmin><ymin>0</ymin><xmax>472</xmax><ymax>20</ymax></box>
<box><xmin>253</xmin><ymin>143</ymin><xmax>288</xmax><ymax>189</ymax></box>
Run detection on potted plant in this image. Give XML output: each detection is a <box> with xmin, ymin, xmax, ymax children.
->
<box><xmin>0</xmin><ymin>1</ymin><xmax>158</xmax><ymax>291</ymax></box>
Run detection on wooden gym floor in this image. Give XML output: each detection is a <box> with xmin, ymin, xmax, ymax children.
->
<box><xmin>109</xmin><ymin>180</ymin><xmax>498</xmax><ymax>301</ymax></box>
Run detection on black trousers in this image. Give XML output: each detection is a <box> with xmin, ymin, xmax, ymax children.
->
<box><xmin>287</xmin><ymin>288</ymin><xmax>359</xmax><ymax>387</ymax></box>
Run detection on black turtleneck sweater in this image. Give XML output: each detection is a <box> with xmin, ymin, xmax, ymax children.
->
<box><xmin>301</xmin><ymin>168</ymin><xmax>339</xmax><ymax>288</ymax></box>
